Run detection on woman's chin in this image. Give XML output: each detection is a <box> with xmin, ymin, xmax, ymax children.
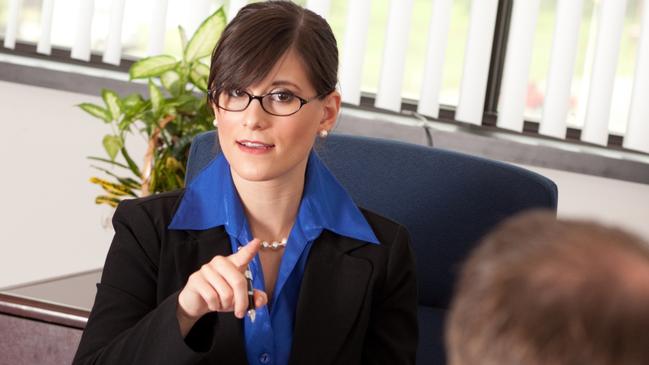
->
<box><xmin>226</xmin><ymin>148</ymin><xmax>310</xmax><ymax>184</ymax></box>
<box><xmin>231</xmin><ymin>164</ymin><xmax>281</xmax><ymax>183</ymax></box>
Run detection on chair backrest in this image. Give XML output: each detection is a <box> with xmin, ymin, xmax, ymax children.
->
<box><xmin>186</xmin><ymin>131</ymin><xmax>559</xmax><ymax>365</ymax></box>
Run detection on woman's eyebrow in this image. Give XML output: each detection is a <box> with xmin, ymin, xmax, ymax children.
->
<box><xmin>270</xmin><ymin>80</ymin><xmax>303</xmax><ymax>92</ymax></box>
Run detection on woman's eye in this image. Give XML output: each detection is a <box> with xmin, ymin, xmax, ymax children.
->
<box><xmin>229</xmin><ymin>89</ymin><xmax>246</xmax><ymax>98</ymax></box>
<box><xmin>271</xmin><ymin>92</ymin><xmax>294</xmax><ymax>102</ymax></box>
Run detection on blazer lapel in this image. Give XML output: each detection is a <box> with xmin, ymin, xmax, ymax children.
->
<box><xmin>174</xmin><ymin>227</ymin><xmax>248</xmax><ymax>364</ymax></box>
<box><xmin>174</xmin><ymin>227</ymin><xmax>232</xmax><ymax>279</ymax></box>
<box><xmin>290</xmin><ymin>231</ymin><xmax>373</xmax><ymax>365</ymax></box>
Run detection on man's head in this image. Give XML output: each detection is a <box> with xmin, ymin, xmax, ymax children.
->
<box><xmin>446</xmin><ymin>211</ymin><xmax>649</xmax><ymax>365</ymax></box>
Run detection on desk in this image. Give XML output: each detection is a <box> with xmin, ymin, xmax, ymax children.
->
<box><xmin>0</xmin><ymin>270</ymin><xmax>99</xmax><ymax>365</ymax></box>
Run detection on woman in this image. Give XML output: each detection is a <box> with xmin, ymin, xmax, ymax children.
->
<box><xmin>73</xmin><ymin>2</ymin><xmax>417</xmax><ymax>364</ymax></box>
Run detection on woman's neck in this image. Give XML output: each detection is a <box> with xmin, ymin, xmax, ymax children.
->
<box><xmin>230</xmin><ymin>164</ymin><xmax>306</xmax><ymax>242</ymax></box>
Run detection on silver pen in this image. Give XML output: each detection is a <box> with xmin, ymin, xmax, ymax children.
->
<box><xmin>245</xmin><ymin>264</ymin><xmax>256</xmax><ymax>323</ymax></box>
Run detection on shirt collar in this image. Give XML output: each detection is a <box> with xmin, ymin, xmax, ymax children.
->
<box><xmin>168</xmin><ymin>151</ymin><xmax>379</xmax><ymax>245</ymax></box>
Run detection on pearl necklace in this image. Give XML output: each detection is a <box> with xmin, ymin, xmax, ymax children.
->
<box><xmin>261</xmin><ymin>238</ymin><xmax>288</xmax><ymax>250</ymax></box>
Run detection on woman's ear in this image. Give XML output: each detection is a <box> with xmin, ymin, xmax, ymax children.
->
<box><xmin>319</xmin><ymin>90</ymin><xmax>341</xmax><ymax>132</ymax></box>
<box><xmin>211</xmin><ymin>103</ymin><xmax>220</xmax><ymax>118</ymax></box>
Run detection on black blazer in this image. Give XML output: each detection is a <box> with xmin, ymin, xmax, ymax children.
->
<box><xmin>73</xmin><ymin>189</ymin><xmax>418</xmax><ymax>365</ymax></box>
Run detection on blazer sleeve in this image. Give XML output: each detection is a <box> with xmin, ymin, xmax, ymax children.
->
<box><xmin>362</xmin><ymin>225</ymin><xmax>418</xmax><ymax>365</ymax></box>
<box><xmin>72</xmin><ymin>199</ymin><xmax>209</xmax><ymax>364</ymax></box>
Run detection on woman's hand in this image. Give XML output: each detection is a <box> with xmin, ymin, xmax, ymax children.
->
<box><xmin>176</xmin><ymin>238</ymin><xmax>267</xmax><ymax>337</ymax></box>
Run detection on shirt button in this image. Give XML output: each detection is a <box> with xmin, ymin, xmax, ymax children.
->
<box><xmin>259</xmin><ymin>353</ymin><xmax>271</xmax><ymax>364</ymax></box>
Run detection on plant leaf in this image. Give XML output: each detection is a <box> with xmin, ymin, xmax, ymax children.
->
<box><xmin>79</xmin><ymin>103</ymin><xmax>111</xmax><ymax>123</ymax></box>
<box><xmin>123</xmin><ymin>100</ymin><xmax>150</xmax><ymax>119</ymax></box>
<box><xmin>102</xmin><ymin>135</ymin><xmax>123</xmax><ymax>161</ymax></box>
<box><xmin>184</xmin><ymin>7</ymin><xmax>226</xmax><ymax>62</ymax></box>
<box><xmin>162</xmin><ymin>105</ymin><xmax>178</xmax><ymax>117</ymax></box>
<box><xmin>87</xmin><ymin>156</ymin><xmax>130</xmax><ymax>169</ymax></box>
<box><xmin>149</xmin><ymin>80</ymin><xmax>164</xmax><ymax>113</ymax></box>
<box><xmin>90</xmin><ymin>165</ymin><xmax>141</xmax><ymax>189</ymax></box>
<box><xmin>121</xmin><ymin>147</ymin><xmax>142</xmax><ymax>178</ymax></box>
<box><xmin>118</xmin><ymin>116</ymin><xmax>134</xmax><ymax>131</ymax></box>
<box><xmin>89</xmin><ymin>177</ymin><xmax>138</xmax><ymax>197</ymax></box>
<box><xmin>149</xmin><ymin>170</ymin><xmax>157</xmax><ymax>193</ymax></box>
<box><xmin>122</xmin><ymin>93</ymin><xmax>144</xmax><ymax>109</ymax></box>
<box><xmin>94</xmin><ymin>195</ymin><xmax>120</xmax><ymax>207</ymax></box>
<box><xmin>178</xmin><ymin>25</ymin><xmax>188</xmax><ymax>52</ymax></box>
<box><xmin>166</xmin><ymin>94</ymin><xmax>196</xmax><ymax>107</ymax></box>
<box><xmin>129</xmin><ymin>55</ymin><xmax>178</xmax><ymax>80</ymax></box>
<box><xmin>189</xmin><ymin>62</ymin><xmax>210</xmax><ymax>91</ymax></box>
<box><xmin>189</xmin><ymin>72</ymin><xmax>208</xmax><ymax>91</ymax></box>
<box><xmin>160</xmin><ymin>70</ymin><xmax>181</xmax><ymax>95</ymax></box>
<box><xmin>101</xmin><ymin>89</ymin><xmax>122</xmax><ymax>121</ymax></box>
<box><xmin>193</xmin><ymin>62</ymin><xmax>210</xmax><ymax>78</ymax></box>
<box><xmin>165</xmin><ymin>156</ymin><xmax>183</xmax><ymax>172</ymax></box>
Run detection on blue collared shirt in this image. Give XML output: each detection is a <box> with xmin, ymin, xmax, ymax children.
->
<box><xmin>168</xmin><ymin>151</ymin><xmax>378</xmax><ymax>365</ymax></box>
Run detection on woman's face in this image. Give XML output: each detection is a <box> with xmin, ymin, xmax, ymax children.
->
<box><xmin>212</xmin><ymin>49</ymin><xmax>340</xmax><ymax>184</ymax></box>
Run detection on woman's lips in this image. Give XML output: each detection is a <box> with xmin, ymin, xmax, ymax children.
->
<box><xmin>236</xmin><ymin>140</ymin><xmax>274</xmax><ymax>154</ymax></box>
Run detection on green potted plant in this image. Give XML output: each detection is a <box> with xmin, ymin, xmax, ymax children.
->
<box><xmin>79</xmin><ymin>8</ymin><xmax>226</xmax><ymax>207</ymax></box>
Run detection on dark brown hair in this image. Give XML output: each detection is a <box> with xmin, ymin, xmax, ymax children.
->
<box><xmin>446</xmin><ymin>210</ymin><xmax>649</xmax><ymax>365</ymax></box>
<box><xmin>207</xmin><ymin>1</ymin><xmax>338</xmax><ymax>103</ymax></box>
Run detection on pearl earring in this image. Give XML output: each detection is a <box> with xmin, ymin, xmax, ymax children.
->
<box><xmin>212</xmin><ymin>119</ymin><xmax>218</xmax><ymax>127</ymax></box>
<box><xmin>319</xmin><ymin>130</ymin><xmax>329</xmax><ymax>138</ymax></box>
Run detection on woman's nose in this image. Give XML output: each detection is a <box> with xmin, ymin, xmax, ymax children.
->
<box><xmin>242</xmin><ymin>98</ymin><xmax>266</xmax><ymax>129</ymax></box>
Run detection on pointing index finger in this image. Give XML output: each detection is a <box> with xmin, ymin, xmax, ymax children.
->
<box><xmin>230</xmin><ymin>238</ymin><xmax>262</xmax><ymax>269</ymax></box>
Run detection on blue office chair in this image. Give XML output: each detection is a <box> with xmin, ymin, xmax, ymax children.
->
<box><xmin>185</xmin><ymin>131</ymin><xmax>558</xmax><ymax>365</ymax></box>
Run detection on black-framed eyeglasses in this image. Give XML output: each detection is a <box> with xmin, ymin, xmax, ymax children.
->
<box><xmin>208</xmin><ymin>88</ymin><xmax>331</xmax><ymax>117</ymax></box>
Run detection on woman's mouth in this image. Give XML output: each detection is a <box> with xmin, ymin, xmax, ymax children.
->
<box><xmin>236</xmin><ymin>140</ymin><xmax>275</xmax><ymax>154</ymax></box>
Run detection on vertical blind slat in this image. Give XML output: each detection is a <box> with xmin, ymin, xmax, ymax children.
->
<box><xmin>581</xmin><ymin>0</ymin><xmax>627</xmax><ymax>145</ymax></box>
<box><xmin>306</xmin><ymin>0</ymin><xmax>331</xmax><ymax>19</ymax></box>
<box><xmin>228</xmin><ymin>0</ymin><xmax>248</xmax><ymax>21</ymax></box>
<box><xmin>102</xmin><ymin>0</ymin><xmax>127</xmax><ymax>65</ymax></box>
<box><xmin>374</xmin><ymin>0</ymin><xmax>415</xmax><ymax>112</ymax></box>
<box><xmin>574</xmin><ymin>4</ymin><xmax>599</xmax><ymax>133</ymax></box>
<box><xmin>71</xmin><ymin>0</ymin><xmax>95</xmax><ymax>61</ymax></box>
<box><xmin>148</xmin><ymin>0</ymin><xmax>168</xmax><ymax>56</ymax></box>
<box><xmin>623</xmin><ymin>1</ymin><xmax>649</xmax><ymax>153</ymax></box>
<box><xmin>340</xmin><ymin>0</ymin><xmax>372</xmax><ymax>105</ymax></box>
<box><xmin>417</xmin><ymin>0</ymin><xmax>453</xmax><ymax>118</ymax></box>
<box><xmin>36</xmin><ymin>0</ymin><xmax>55</xmax><ymax>54</ymax></box>
<box><xmin>455</xmin><ymin>0</ymin><xmax>499</xmax><ymax>125</ymax></box>
<box><xmin>496</xmin><ymin>0</ymin><xmax>541</xmax><ymax>131</ymax></box>
<box><xmin>3</xmin><ymin>0</ymin><xmax>23</xmax><ymax>49</ymax></box>
<box><xmin>539</xmin><ymin>0</ymin><xmax>584</xmax><ymax>138</ymax></box>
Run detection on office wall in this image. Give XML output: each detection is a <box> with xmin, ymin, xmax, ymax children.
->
<box><xmin>0</xmin><ymin>80</ymin><xmax>143</xmax><ymax>288</ymax></box>
<box><xmin>521</xmin><ymin>165</ymin><xmax>649</xmax><ymax>240</ymax></box>
<box><xmin>1</xmin><ymin>80</ymin><xmax>648</xmax><ymax>288</ymax></box>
